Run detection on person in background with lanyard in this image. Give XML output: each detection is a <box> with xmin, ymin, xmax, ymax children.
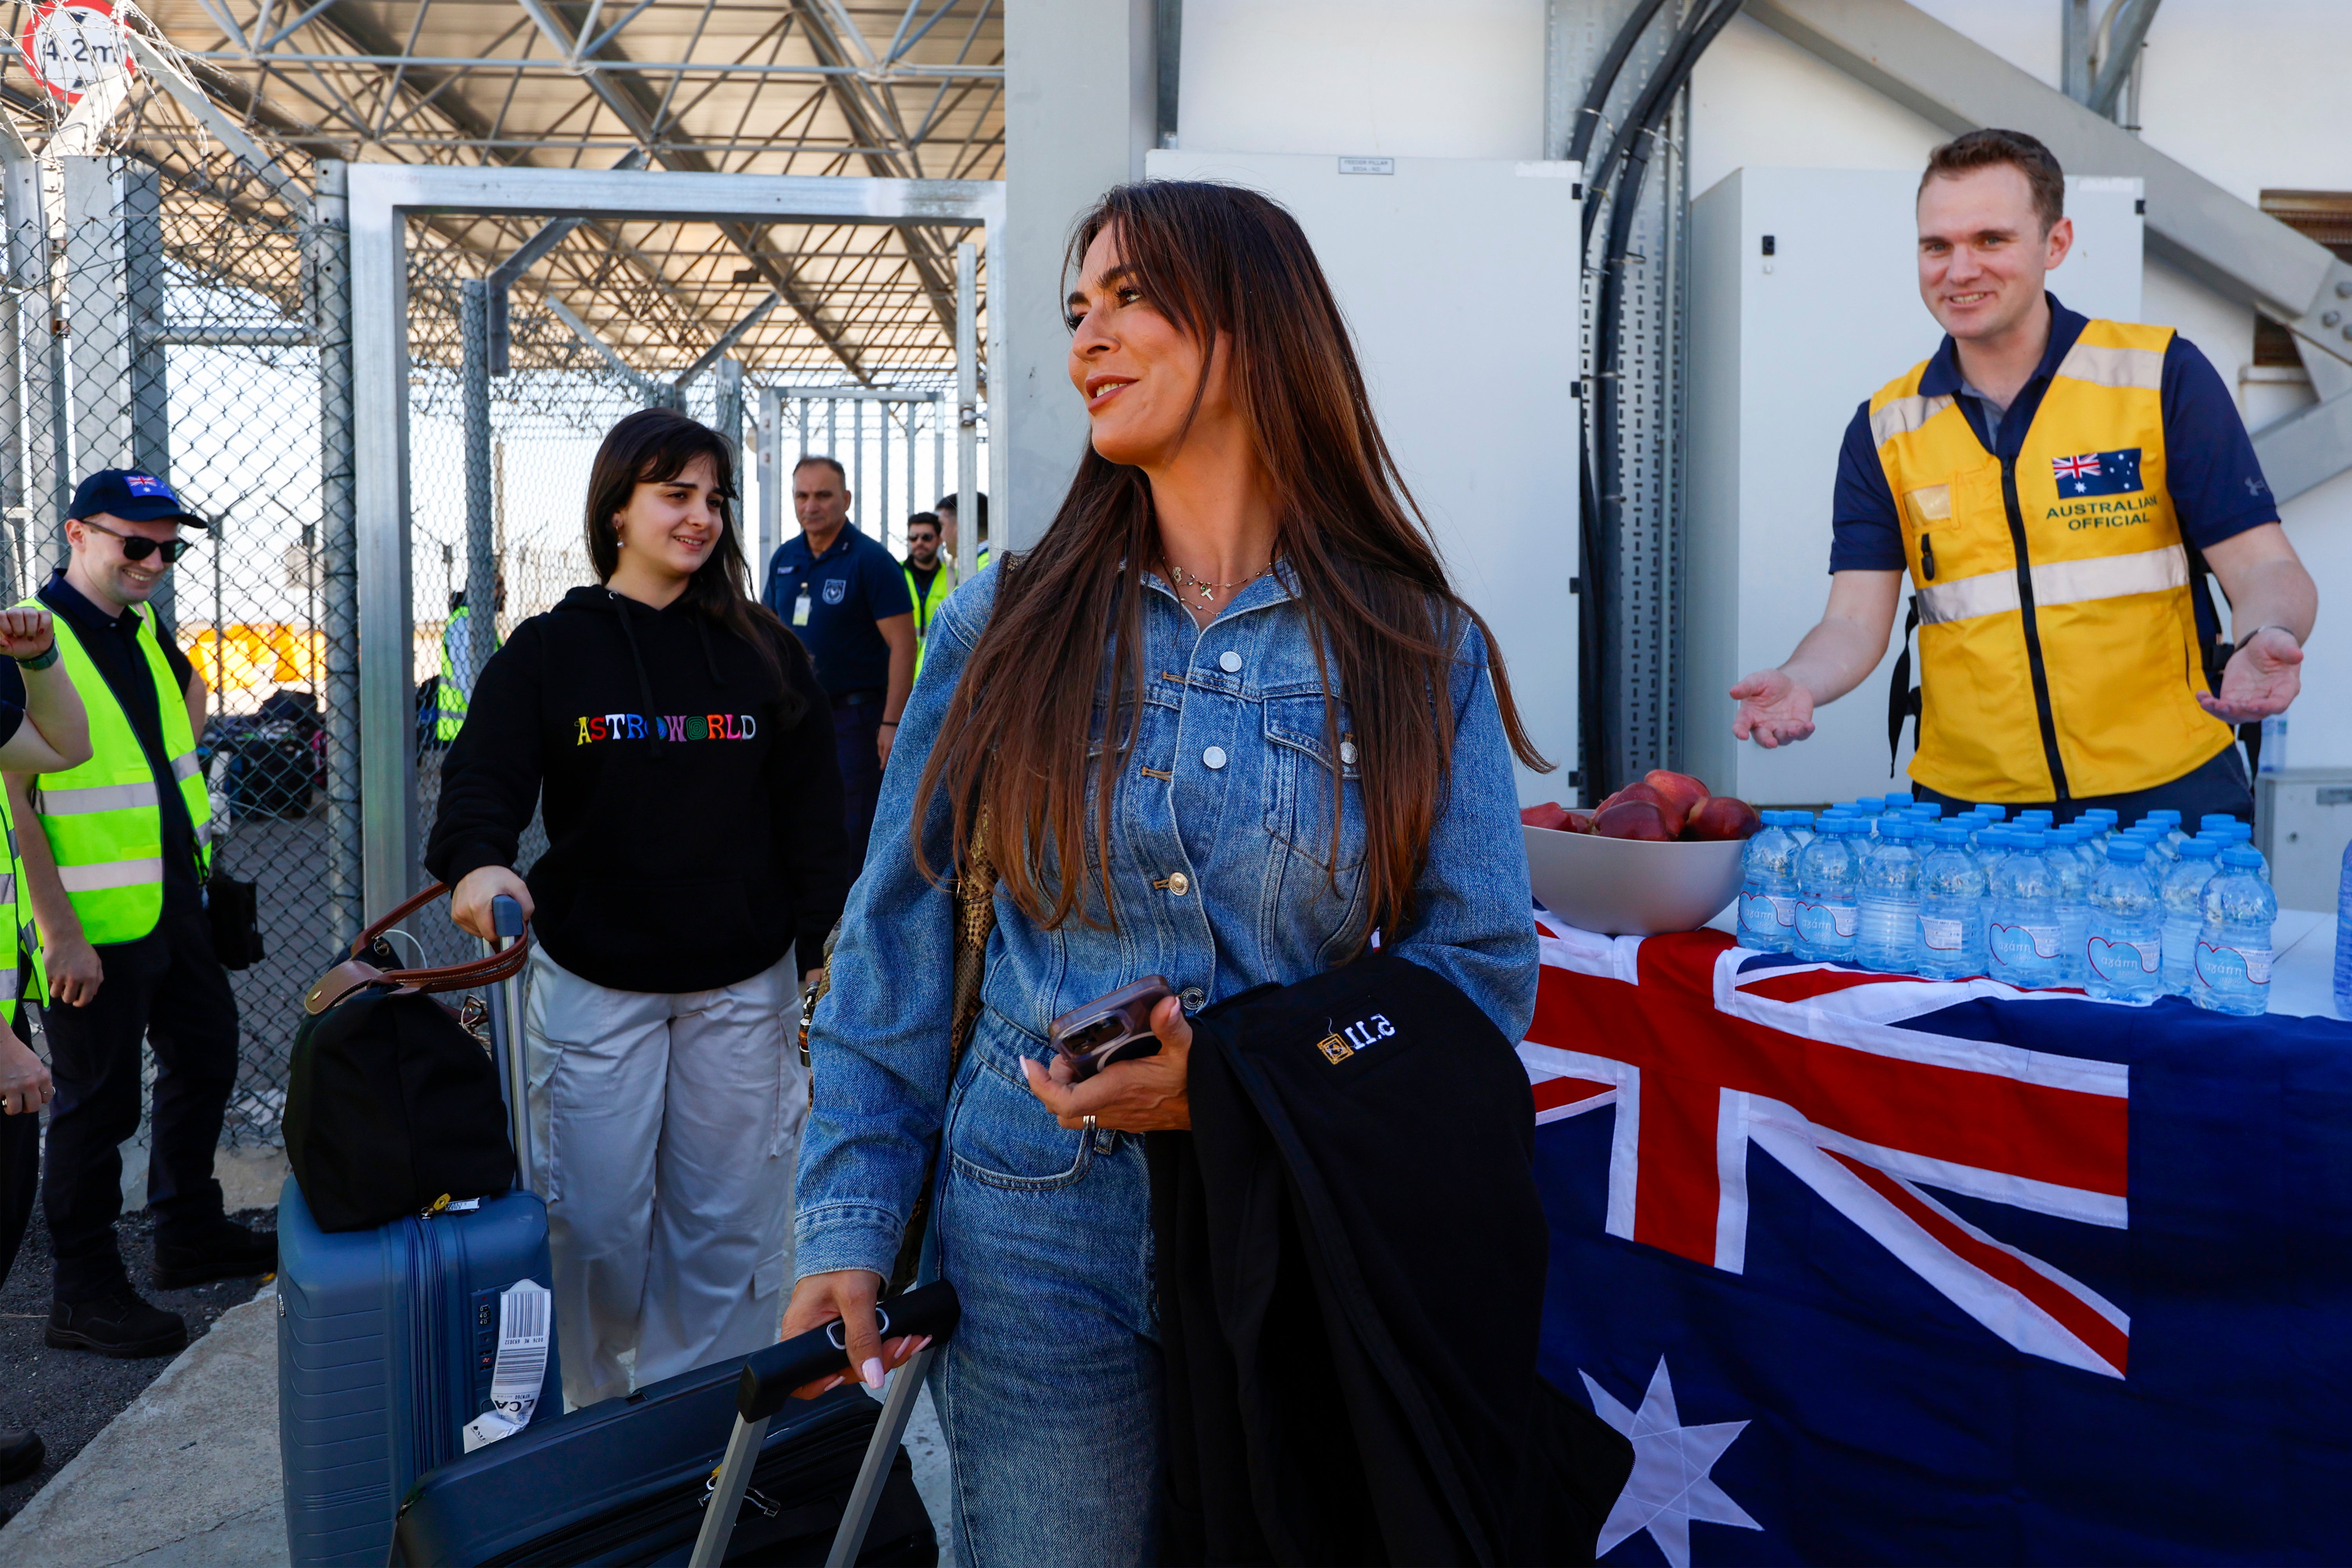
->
<box><xmin>0</xmin><ymin>602</ymin><xmax>87</xmax><ymax>1510</ymax></box>
<box><xmin>761</xmin><ymin>456</ymin><xmax>914</xmax><ymax>867</ymax></box>
<box><xmin>1732</xmin><ymin>130</ymin><xmax>2316</xmax><ymax>824</ymax></box>
<box><xmin>2</xmin><ymin>470</ymin><xmax>276</xmax><ymax>1363</ymax></box>
<box><xmin>901</xmin><ymin>512</ymin><xmax>950</xmax><ymax>677</ymax></box>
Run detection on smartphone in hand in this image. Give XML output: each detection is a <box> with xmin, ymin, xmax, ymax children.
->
<box><xmin>1047</xmin><ymin>976</ymin><xmax>1173</xmax><ymax>1082</ymax></box>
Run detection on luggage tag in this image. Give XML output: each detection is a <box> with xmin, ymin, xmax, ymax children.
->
<box><xmin>461</xmin><ymin>1279</ymin><xmax>554</xmax><ymax>1452</ymax></box>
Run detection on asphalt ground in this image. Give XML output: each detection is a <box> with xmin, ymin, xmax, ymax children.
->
<box><xmin>0</xmin><ymin>1201</ymin><xmax>273</xmax><ymax>1520</ymax></box>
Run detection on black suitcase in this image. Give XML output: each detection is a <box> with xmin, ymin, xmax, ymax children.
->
<box><xmin>392</xmin><ymin>1283</ymin><xmax>960</xmax><ymax>1567</ymax></box>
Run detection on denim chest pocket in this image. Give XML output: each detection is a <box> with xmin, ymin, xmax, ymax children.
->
<box><xmin>1262</xmin><ymin>694</ymin><xmax>1367</xmax><ymax>873</ymax></box>
<box><xmin>947</xmin><ymin>1050</ymin><xmax>1095</xmax><ymax>1192</ymax></box>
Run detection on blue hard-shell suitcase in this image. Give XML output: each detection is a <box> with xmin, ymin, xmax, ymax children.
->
<box><xmin>278</xmin><ymin>891</ymin><xmax>557</xmax><ymax>1567</ymax></box>
<box><xmin>277</xmin><ymin>1178</ymin><xmax>564</xmax><ymax>1567</ymax></box>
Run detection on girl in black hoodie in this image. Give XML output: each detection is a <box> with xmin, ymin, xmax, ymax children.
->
<box><xmin>426</xmin><ymin>408</ymin><xmax>846</xmax><ymax>1409</ymax></box>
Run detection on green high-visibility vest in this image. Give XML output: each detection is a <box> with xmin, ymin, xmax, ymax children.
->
<box><xmin>24</xmin><ymin>599</ymin><xmax>210</xmax><ymax>947</ymax></box>
<box><xmin>902</xmin><ymin>561</ymin><xmax>953</xmax><ymax>679</ymax></box>
<box><xmin>438</xmin><ymin>604</ymin><xmax>497</xmax><ymax>743</ymax></box>
<box><xmin>0</xmin><ymin>789</ymin><xmax>35</xmax><ymax>1025</ymax></box>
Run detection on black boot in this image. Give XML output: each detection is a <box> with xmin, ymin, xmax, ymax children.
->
<box><xmin>0</xmin><ymin>1428</ymin><xmax>42</xmax><ymax>1486</ymax></box>
<box><xmin>151</xmin><ymin>1220</ymin><xmax>277</xmax><ymax>1291</ymax></box>
<box><xmin>47</xmin><ymin>1289</ymin><xmax>188</xmax><ymax>1359</ymax></box>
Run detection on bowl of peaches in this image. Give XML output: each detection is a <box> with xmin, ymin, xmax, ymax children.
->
<box><xmin>1520</xmin><ymin>769</ymin><xmax>1759</xmax><ymax>936</ymax></box>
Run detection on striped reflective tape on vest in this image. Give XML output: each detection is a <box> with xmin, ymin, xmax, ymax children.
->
<box><xmin>55</xmin><ymin>857</ymin><xmax>165</xmax><ymax>893</ymax></box>
<box><xmin>172</xmin><ymin>752</ymin><xmax>201</xmax><ymax>782</ymax></box>
<box><xmin>33</xmin><ymin>779</ymin><xmax>162</xmax><ymax>815</ymax></box>
<box><xmin>2054</xmin><ymin>340</ymin><xmax>2163</xmax><ymax>391</ymax></box>
<box><xmin>1869</xmin><ymin>392</ymin><xmax>1956</xmax><ymax>447</ymax></box>
<box><xmin>1916</xmin><ymin>544</ymin><xmax>2190</xmax><ymax>627</ymax></box>
<box><xmin>0</xmin><ymin>874</ymin><xmax>15</xmax><ymax>905</ymax></box>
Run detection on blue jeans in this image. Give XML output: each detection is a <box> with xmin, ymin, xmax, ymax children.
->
<box><xmin>927</xmin><ymin>1016</ymin><xmax>1161</xmax><ymax>1568</ymax></box>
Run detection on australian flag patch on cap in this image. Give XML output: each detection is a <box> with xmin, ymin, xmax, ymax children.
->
<box><xmin>123</xmin><ymin>472</ymin><xmax>172</xmax><ymax>499</ymax></box>
<box><xmin>2050</xmin><ymin>448</ymin><xmax>2143</xmax><ymax>497</ymax></box>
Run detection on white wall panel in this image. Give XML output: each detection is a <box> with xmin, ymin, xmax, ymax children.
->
<box><xmin>1176</xmin><ymin>0</ymin><xmax>1544</xmax><ymax>161</ymax></box>
<box><xmin>1146</xmin><ymin>149</ymin><xmax>1580</xmax><ymax>804</ymax></box>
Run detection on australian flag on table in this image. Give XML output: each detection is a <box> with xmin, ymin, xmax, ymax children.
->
<box><xmin>1524</xmin><ymin>912</ymin><xmax>2352</xmax><ymax>1566</ymax></box>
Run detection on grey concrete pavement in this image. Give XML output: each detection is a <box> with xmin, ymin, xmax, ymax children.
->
<box><xmin>0</xmin><ymin>1286</ymin><xmax>285</xmax><ymax>1568</ymax></box>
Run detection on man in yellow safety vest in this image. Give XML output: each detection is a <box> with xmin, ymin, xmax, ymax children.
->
<box><xmin>3</xmin><ymin>470</ymin><xmax>276</xmax><ymax>1361</ymax></box>
<box><xmin>901</xmin><ymin>512</ymin><xmax>951</xmax><ymax>677</ymax></box>
<box><xmin>1732</xmin><ymin>129</ymin><xmax>2317</xmax><ymax>824</ymax></box>
<box><xmin>436</xmin><ymin>575</ymin><xmax>504</xmax><ymax>746</ymax></box>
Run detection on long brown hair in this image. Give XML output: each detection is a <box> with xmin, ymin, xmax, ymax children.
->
<box><xmin>584</xmin><ymin>407</ymin><xmax>788</xmax><ymax>697</ymax></box>
<box><xmin>914</xmin><ymin>181</ymin><xmax>1548</xmax><ymax>944</ymax></box>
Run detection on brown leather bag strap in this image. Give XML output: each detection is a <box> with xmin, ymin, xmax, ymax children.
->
<box><xmin>333</xmin><ymin>880</ymin><xmax>533</xmax><ymax>998</ymax></box>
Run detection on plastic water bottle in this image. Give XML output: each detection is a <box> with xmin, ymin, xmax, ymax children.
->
<box><xmin>1882</xmin><ymin>792</ymin><xmax>1916</xmax><ymax>818</ymax></box>
<box><xmin>1848</xmin><ymin>799</ymin><xmax>1888</xmax><ymax>836</ymax></box>
<box><xmin>2084</xmin><ymin>839</ymin><xmax>2163</xmax><ymax>1002</ymax></box>
<box><xmin>2017</xmin><ymin>809</ymin><xmax>2056</xmax><ymax>831</ymax></box>
<box><xmin>1795</xmin><ymin>819</ymin><xmax>1862</xmax><ymax>963</ymax></box>
<box><xmin>1906</xmin><ymin>802</ymin><xmax>1944</xmax><ymax>825</ymax></box>
<box><xmin>1988</xmin><ymin>828</ymin><xmax>2065</xmax><ymax>988</ymax></box>
<box><xmin>2192</xmin><ymin>846</ymin><xmax>2276</xmax><ymax>1016</ymax></box>
<box><xmin>1916</xmin><ymin>824</ymin><xmax>1989</xmax><ymax>980</ymax></box>
<box><xmin>1784</xmin><ymin>809</ymin><xmax>1817</xmax><ymax>849</ymax></box>
<box><xmin>1857</xmin><ymin>820</ymin><xmax>1924</xmax><ymax>973</ymax></box>
<box><xmin>2199</xmin><ymin>813</ymin><xmax>2240</xmax><ymax>837</ymax></box>
<box><xmin>2131</xmin><ymin>820</ymin><xmax>2182</xmax><ymax>869</ymax></box>
<box><xmin>2260</xmin><ymin>713</ymin><xmax>2287</xmax><ymax>773</ymax></box>
<box><xmin>1738</xmin><ymin>812</ymin><xmax>1801</xmax><ymax>955</ymax></box>
<box><xmin>2045</xmin><ymin>826</ymin><xmax>2092</xmax><ymax>986</ymax></box>
<box><xmin>2160</xmin><ymin>838</ymin><xmax>2222</xmax><ymax>997</ymax></box>
<box><xmin>2205</xmin><ymin>819</ymin><xmax>2265</xmax><ymax>881</ymax></box>
<box><xmin>2078</xmin><ymin>808</ymin><xmax>2119</xmax><ymax>857</ymax></box>
<box><xmin>2334</xmin><ymin>838</ymin><xmax>2352</xmax><ymax>1018</ymax></box>
<box><xmin>2139</xmin><ymin>810</ymin><xmax>2186</xmax><ymax>857</ymax></box>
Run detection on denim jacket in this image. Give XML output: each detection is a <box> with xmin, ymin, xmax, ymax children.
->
<box><xmin>792</xmin><ymin>563</ymin><xmax>1540</xmax><ymax>1282</ymax></box>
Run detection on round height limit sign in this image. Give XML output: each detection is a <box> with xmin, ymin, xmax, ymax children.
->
<box><xmin>19</xmin><ymin>0</ymin><xmax>135</xmax><ymax>102</ymax></box>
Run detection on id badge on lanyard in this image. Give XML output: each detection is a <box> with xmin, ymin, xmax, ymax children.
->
<box><xmin>792</xmin><ymin>592</ymin><xmax>812</xmax><ymax>627</ymax></box>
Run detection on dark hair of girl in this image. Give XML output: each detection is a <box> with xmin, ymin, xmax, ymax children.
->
<box><xmin>583</xmin><ymin>407</ymin><xmax>791</xmax><ymax>700</ymax></box>
<box><xmin>911</xmin><ymin>180</ymin><xmax>1548</xmax><ymax>946</ymax></box>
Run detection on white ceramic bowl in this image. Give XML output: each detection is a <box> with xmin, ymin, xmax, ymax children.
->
<box><xmin>1523</xmin><ymin>824</ymin><xmax>1747</xmax><ymax>936</ymax></box>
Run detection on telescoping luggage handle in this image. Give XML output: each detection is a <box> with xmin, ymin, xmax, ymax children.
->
<box><xmin>688</xmin><ymin>1281</ymin><xmax>961</xmax><ymax>1568</ymax></box>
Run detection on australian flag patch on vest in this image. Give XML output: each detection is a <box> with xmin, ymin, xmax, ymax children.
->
<box><xmin>2050</xmin><ymin>448</ymin><xmax>2143</xmax><ymax>497</ymax></box>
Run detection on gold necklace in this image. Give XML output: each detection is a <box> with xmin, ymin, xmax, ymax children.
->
<box><xmin>1164</xmin><ymin>557</ymin><xmax>1272</xmax><ymax>607</ymax></box>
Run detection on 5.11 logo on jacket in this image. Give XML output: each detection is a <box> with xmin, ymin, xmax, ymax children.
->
<box><xmin>575</xmin><ymin>712</ymin><xmax>759</xmax><ymax>744</ymax></box>
<box><xmin>1317</xmin><ymin>1013</ymin><xmax>1396</xmax><ymax>1064</ymax></box>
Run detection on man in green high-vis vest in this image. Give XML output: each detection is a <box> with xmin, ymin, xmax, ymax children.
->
<box><xmin>2</xmin><ymin>470</ymin><xmax>276</xmax><ymax>1361</ymax></box>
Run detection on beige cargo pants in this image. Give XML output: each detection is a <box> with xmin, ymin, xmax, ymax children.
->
<box><xmin>521</xmin><ymin>945</ymin><xmax>805</xmax><ymax>1409</ymax></box>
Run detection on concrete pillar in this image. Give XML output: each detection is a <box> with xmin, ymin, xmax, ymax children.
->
<box><xmin>999</xmin><ymin>0</ymin><xmax>1156</xmax><ymax>552</ymax></box>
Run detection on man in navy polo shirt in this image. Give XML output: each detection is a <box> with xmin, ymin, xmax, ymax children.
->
<box><xmin>763</xmin><ymin>455</ymin><xmax>914</xmax><ymax>865</ymax></box>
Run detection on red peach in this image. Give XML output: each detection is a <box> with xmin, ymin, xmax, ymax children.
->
<box><xmin>1592</xmin><ymin>800</ymin><xmax>1674</xmax><ymax>841</ymax></box>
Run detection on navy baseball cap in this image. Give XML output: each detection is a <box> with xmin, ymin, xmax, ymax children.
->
<box><xmin>67</xmin><ymin>469</ymin><xmax>207</xmax><ymax>529</ymax></box>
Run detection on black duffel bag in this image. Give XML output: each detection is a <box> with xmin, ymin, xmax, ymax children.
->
<box><xmin>284</xmin><ymin>882</ymin><xmax>529</xmax><ymax>1233</ymax></box>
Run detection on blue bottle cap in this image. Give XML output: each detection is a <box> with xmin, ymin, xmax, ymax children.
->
<box><xmin>1880</xmin><ymin>820</ymin><xmax>1913</xmax><ymax>841</ymax></box>
<box><xmin>2221</xmin><ymin>846</ymin><xmax>2263</xmax><ymax>869</ymax></box>
<box><xmin>2082</xmin><ymin>808</ymin><xmax>2121</xmax><ymax>825</ymax></box>
<box><xmin>2011</xmin><ymin>828</ymin><xmax>2045</xmax><ymax>849</ymax></box>
<box><xmin>2146</xmin><ymin>809</ymin><xmax>2183</xmax><ymax>826</ymax></box>
<box><xmin>2178</xmin><ymin>837</ymin><xmax>2220</xmax><ymax>858</ymax></box>
<box><xmin>2200</xmin><ymin>813</ymin><xmax>2239</xmax><ymax>829</ymax></box>
<box><xmin>2106</xmin><ymin>839</ymin><xmax>2146</xmax><ymax>864</ymax></box>
<box><xmin>2018</xmin><ymin>809</ymin><xmax>2055</xmax><ymax>826</ymax></box>
<box><xmin>1972</xmin><ymin>804</ymin><xmax>2009</xmax><ymax>820</ymax></box>
<box><xmin>1907</xmin><ymin>802</ymin><xmax>1944</xmax><ymax>819</ymax></box>
<box><xmin>2221</xmin><ymin>822</ymin><xmax>2253</xmax><ymax>842</ymax></box>
<box><xmin>1786</xmin><ymin>810</ymin><xmax>1815</xmax><ymax>826</ymax></box>
<box><xmin>1931</xmin><ymin>823</ymin><xmax>1971</xmax><ymax>846</ymax></box>
<box><xmin>1882</xmin><ymin>793</ymin><xmax>1916</xmax><ymax>809</ymax></box>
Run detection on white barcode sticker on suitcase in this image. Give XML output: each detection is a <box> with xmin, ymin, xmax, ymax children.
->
<box><xmin>461</xmin><ymin>1279</ymin><xmax>552</xmax><ymax>1452</ymax></box>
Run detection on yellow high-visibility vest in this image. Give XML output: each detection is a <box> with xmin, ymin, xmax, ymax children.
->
<box><xmin>1871</xmin><ymin>319</ymin><xmax>2232</xmax><ymax>802</ymax></box>
<box><xmin>23</xmin><ymin>599</ymin><xmax>210</xmax><ymax>946</ymax></box>
<box><xmin>0</xmin><ymin>786</ymin><xmax>35</xmax><ymax>1025</ymax></box>
<box><xmin>902</xmin><ymin>562</ymin><xmax>952</xmax><ymax>678</ymax></box>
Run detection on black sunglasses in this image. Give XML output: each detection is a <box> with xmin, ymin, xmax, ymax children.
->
<box><xmin>79</xmin><ymin>519</ymin><xmax>192</xmax><ymax>563</ymax></box>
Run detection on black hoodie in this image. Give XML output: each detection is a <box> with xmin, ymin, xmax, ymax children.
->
<box><xmin>425</xmin><ymin>586</ymin><xmax>848</xmax><ymax>994</ymax></box>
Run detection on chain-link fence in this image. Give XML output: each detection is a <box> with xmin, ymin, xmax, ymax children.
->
<box><xmin>1</xmin><ymin>150</ymin><xmax>352</xmax><ymax>1145</ymax></box>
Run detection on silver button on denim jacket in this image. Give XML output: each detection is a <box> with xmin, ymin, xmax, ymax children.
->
<box><xmin>791</xmin><ymin>563</ymin><xmax>1540</xmax><ymax>1283</ymax></box>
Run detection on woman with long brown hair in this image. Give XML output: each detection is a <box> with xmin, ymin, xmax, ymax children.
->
<box><xmin>786</xmin><ymin>183</ymin><xmax>1545</xmax><ymax>1564</ymax></box>
<box><xmin>429</xmin><ymin>407</ymin><xmax>846</xmax><ymax>1408</ymax></box>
